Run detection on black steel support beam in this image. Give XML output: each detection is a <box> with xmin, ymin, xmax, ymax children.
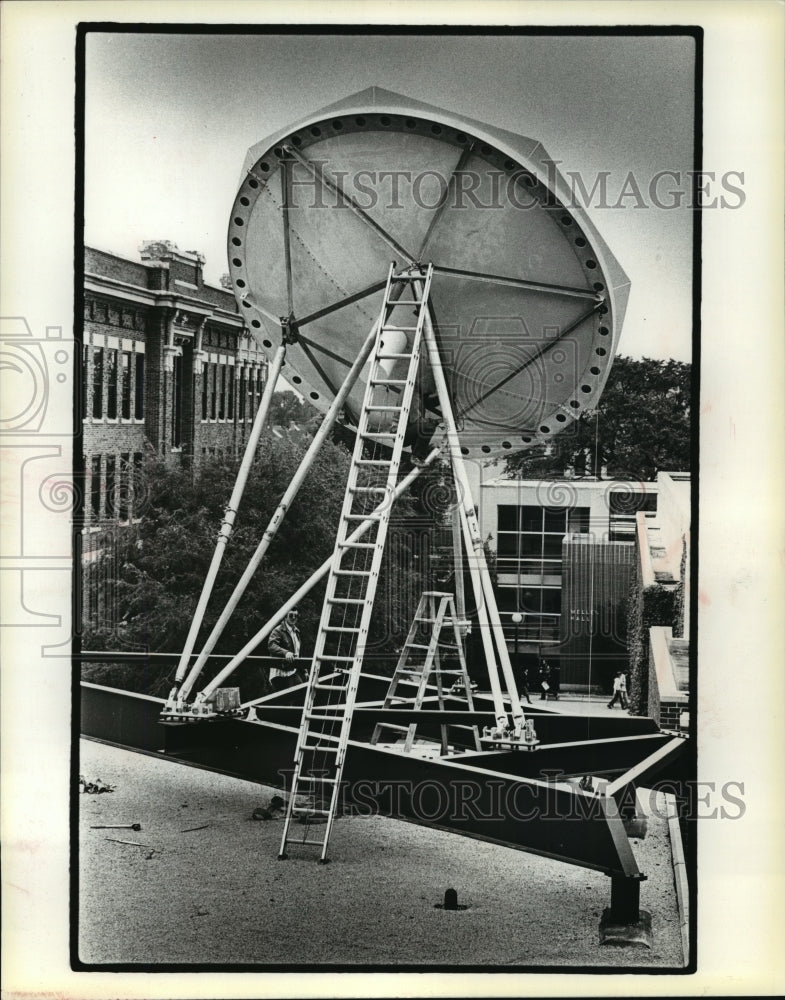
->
<box><xmin>80</xmin><ymin>683</ymin><xmax>642</xmax><ymax>877</ymax></box>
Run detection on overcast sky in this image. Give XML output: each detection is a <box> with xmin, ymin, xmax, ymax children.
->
<box><xmin>84</xmin><ymin>31</ymin><xmax>695</xmax><ymax>362</ymax></box>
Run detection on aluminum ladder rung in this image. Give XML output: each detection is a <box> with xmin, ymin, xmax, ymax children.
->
<box><xmin>332</xmin><ymin>568</ymin><xmax>372</xmax><ymax>576</ymax></box>
<box><xmin>355</xmin><ymin>458</ymin><xmax>392</xmax><ymax>466</ymax></box>
<box><xmin>338</xmin><ymin>541</ymin><xmax>376</xmax><ymax>549</ymax></box>
<box><xmin>376</xmin><ymin>352</ymin><xmax>413</xmax><ymax>360</ymax></box>
<box><xmin>371</xmin><ymin>378</ymin><xmax>408</xmax><ymax>386</ymax></box>
<box><xmin>360</xmin><ymin>431</ymin><xmax>399</xmax><ymax>439</ymax></box>
<box><xmin>292</xmin><ymin>806</ymin><xmax>331</xmax><ymax>816</ymax></box>
<box><xmin>305</xmin><ymin>712</ymin><xmax>343</xmax><ymax>722</ymax></box>
<box><xmin>323</xmin><ymin>625</ymin><xmax>361</xmax><ymax>633</ymax></box>
<box><xmin>343</xmin><ymin>513</ymin><xmax>382</xmax><ymax>520</ymax></box>
<box><xmin>301</xmin><ymin>742</ymin><xmax>339</xmax><ymax>752</ymax></box>
<box><xmin>364</xmin><ymin>405</ymin><xmax>404</xmax><ymax>412</ymax></box>
<box><xmin>296</xmin><ymin>775</ymin><xmax>339</xmax><ymax>783</ymax></box>
<box><xmin>349</xmin><ymin>486</ymin><xmax>388</xmax><ymax>493</ymax></box>
<box><xmin>316</xmin><ymin>655</ymin><xmax>355</xmax><ymax>662</ymax></box>
<box><xmin>374</xmin><ymin>723</ymin><xmax>412</xmax><ymax>732</ymax></box>
<box><xmin>327</xmin><ymin>596</ymin><xmax>368</xmax><ymax>605</ymax></box>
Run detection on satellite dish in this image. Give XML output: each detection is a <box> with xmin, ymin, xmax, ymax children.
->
<box><xmin>229</xmin><ymin>86</ymin><xmax>629</xmax><ymax>457</ymax></box>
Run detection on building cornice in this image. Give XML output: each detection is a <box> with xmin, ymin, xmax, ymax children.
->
<box><xmin>84</xmin><ymin>272</ymin><xmax>245</xmax><ymax>329</ymax></box>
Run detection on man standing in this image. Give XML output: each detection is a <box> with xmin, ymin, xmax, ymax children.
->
<box><xmin>268</xmin><ymin>608</ymin><xmax>306</xmax><ymax>692</ymax></box>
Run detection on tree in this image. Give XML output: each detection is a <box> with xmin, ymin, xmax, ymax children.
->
<box><xmin>83</xmin><ymin>435</ymin><xmax>432</xmax><ymax>697</ymax></box>
<box><xmin>503</xmin><ymin>356</ymin><xmax>691</xmax><ymax>481</ymax></box>
<box><xmin>270</xmin><ymin>390</ymin><xmax>319</xmax><ymax>428</ymax></box>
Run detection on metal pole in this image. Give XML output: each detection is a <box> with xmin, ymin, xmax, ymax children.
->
<box><xmin>178</xmin><ymin>319</ymin><xmax>382</xmax><ymax>702</ymax></box>
<box><xmin>451</xmin><ymin>503</ymin><xmax>466</xmax><ymax>625</ymax></box>
<box><xmin>417</xmin><ymin>295</ymin><xmax>508</xmax><ymax>729</ymax></box>
<box><xmin>172</xmin><ymin>343</ymin><xmax>286</xmax><ymax>686</ymax></box>
<box><xmin>194</xmin><ymin>448</ymin><xmax>442</xmax><ymax>704</ymax></box>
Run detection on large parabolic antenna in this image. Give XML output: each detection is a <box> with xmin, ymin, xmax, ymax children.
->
<box><xmin>161</xmin><ymin>89</ymin><xmax>689</xmax><ymax>906</ymax></box>
<box><xmin>228</xmin><ymin>87</ymin><xmax>629</xmax><ymax>456</ymax></box>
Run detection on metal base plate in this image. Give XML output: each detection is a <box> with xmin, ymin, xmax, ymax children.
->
<box><xmin>599</xmin><ymin>909</ymin><xmax>653</xmax><ymax>948</ymax></box>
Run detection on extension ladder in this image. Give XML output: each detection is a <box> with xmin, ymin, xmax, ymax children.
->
<box><xmin>278</xmin><ymin>262</ymin><xmax>434</xmax><ymax>863</ymax></box>
<box><xmin>371</xmin><ymin>591</ymin><xmax>482</xmax><ymax>754</ymax></box>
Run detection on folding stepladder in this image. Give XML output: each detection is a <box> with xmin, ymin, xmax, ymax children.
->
<box><xmin>278</xmin><ymin>262</ymin><xmax>434</xmax><ymax>863</ymax></box>
<box><xmin>370</xmin><ymin>591</ymin><xmax>482</xmax><ymax>754</ymax></box>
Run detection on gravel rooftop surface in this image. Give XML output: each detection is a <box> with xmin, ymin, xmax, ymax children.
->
<box><xmin>78</xmin><ymin>737</ymin><xmax>685</xmax><ymax>969</ymax></box>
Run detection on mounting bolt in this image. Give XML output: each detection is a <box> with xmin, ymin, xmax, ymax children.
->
<box><xmin>443</xmin><ymin>888</ymin><xmax>458</xmax><ymax>910</ymax></box>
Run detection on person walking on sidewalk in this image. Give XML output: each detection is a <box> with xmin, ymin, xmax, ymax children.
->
<box><xmin>538</xmin><ymin>658</ymin><xmax>551</xmax><ymax>700</ymax></box>
<box><xmin>607</xmin><ymin>670</ymin><xmax>627</xmax><ymax>710</ymax></box>
<box><xmin>619</xmin><ymin>670</ymin><xmax>629</xmax><ymax>709</ymax></box>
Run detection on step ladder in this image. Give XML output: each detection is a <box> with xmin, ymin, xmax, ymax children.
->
<box><xmin>278</xmin><ymin>262</ymin><xmax>434</xmax><ymax>863</ymax></box>
<box><xmin>371</xmin><ymin>591</ymin><xmax>482</xmax><ymax>754</ymax></box>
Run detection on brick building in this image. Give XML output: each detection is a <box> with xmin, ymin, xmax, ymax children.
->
<box><xmin>81</xmin><ymin>241</ymin><xmax>268</xmax><ymax>528</ymax></box>
<box><xmin>80</xmin><ymin>241</ymin><xmax>269</xmax><ymax>634</ymax></box>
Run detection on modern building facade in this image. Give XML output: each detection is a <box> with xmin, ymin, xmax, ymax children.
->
<box><xmin>81</xmin><ymin>241</ymin><xmax>268</xmax><ymax>529</ymax></box>
<box><xmin>479</xmin><ymin>476</ymin><xmax>660</xmax><ymax>689</ymax></box>
<box><xmin>629</xmin><ymin>471</ymin><xmax>691</xmax><ymax>731</ymax></box>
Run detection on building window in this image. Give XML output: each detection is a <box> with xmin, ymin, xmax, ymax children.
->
<box><xmin>121</xmin><ymin>351</ymin><xmax>132</xmax><ymax>419</ymax></box>
<box><xmin>106</xmin><ymin>348</ymin><xmax>118</xmax><ymax>419</ymax></box>
<box><xmin>118</xmin><ymin>452</ymin><xmax>131</xmax><ymax>522</ymax></box>
<box><xmin>105</xmin><ymin>455</ymin><xmax>116</xmax><ymax>519</ymax></box>
<box><xmin>91</xmin><ymin>347</ymin><xmax>104</xmax><ymax>419</ymax></box>
<box><xmin>134</xmin><ymin>353</ymin><xmax>145</xmax><ymax>419</ymax></box>
<box><xmin>239</xmin><ymin>368</ymin><xmax>246</xmax><ymax>421</ymax></box>
<box><xmin>133</xmin><ymin>452</ymin><xmax>143</xmax><ymax>519</ymax></box>
<box><xmin>228</xmin><ymin>368</ymin><xmax>235</xmax><ymax>420</ymax></box>
<box><xmin>496</xmin><ymin>502</ymin><xmax>589</xmax><ymax>644</ymax></box>
<box><xmin>81</xmin><ymin>344</ymin><xmax>89</xmax><ymax>418</ymax></box>
<box><xmin>210</xmin><ymin>363</ymin><xmax>217</xmax><ymax>420</ymax></box>
<box><xmin>218</xmin><ymin>364</ymin><xmax>226</xmax><ymax>421</ymax></box>
<box><xmin>608</xmin><ymin>491</ymin><xmax>657</xmax><ymax>541</ymax></box>
<box><xmin>90</xmin><ymin>455</ymin><xmax>102</xmax><ymax>521</ymax></box>
<box><xmin>172</xmin><ymin>353</ymin><xmax>183</xmax><ymax>447</ymax></box>
<box><xmin>247</xmin><ymin>368</ymin><xmax>256</xmax><ymax>419</ymax></box>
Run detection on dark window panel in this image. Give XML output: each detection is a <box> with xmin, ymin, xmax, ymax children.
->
<box><xmin>172</xmin><ymin>354</ymin><xmax>183</xmax><ymax>447</ymax></box>
<box><xmin>497</xmin><ymin>505</ymin><xmax>518</xmax><ymax>531</ymax></box>
<box><xmin>90</xmin><ymin>455</ymin><xmax>102</xmax><ymax>520</ymax></box>
<box><xmin>81</xmin><ymin>344</ymin><xmax>89</xmax><ymax>418</ymax></box>
<box><xmin>496</xmin><ymin>533</ymin><xmax>519</xmax><ymax>557</ymax></box>
<box><xmin>520</xmin><ymin>506</ymin><xmax>543</xmax><ymax>532</ymax></box>
<box><xmin>105</xmin><ymin>454</ymin><xmax>116</xmax><ymax>519</ymax></box>
<box><xmin>608</xmin><ymin>491</ymin><xmax>658</xmax><ymax>514</ymax></box>
<box><xmin>118</xmin><ymin>452</ymin><xmax>131</xmax><ymax>522</ymax></box>
<box><xmin>92</xmin><ymin>347</ymin><xmax>104</xmax><ymax>418</ymax></box>
<box><xmin>543</xmin><ymin>507</ymin><xmax>567</xmax><ymax>532</ymax></box>
<box><xmin>134</xmin><ymin>353</ymin><xmax>144</xmax><ymax>419</ymax></box>
<box><xmin>519</xmin><ymin>534</ymin><xmax>543</xmax><ymax>557</ymax></box>
<box><xmin>106</xmin><ymin>348</ymin><xmax>118</xmax><ymax>419</ymax></box>
<box><xmin>121</xmin><ymin>351</ymin><xmax>131</xmax><ymax>419</ymax></box>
